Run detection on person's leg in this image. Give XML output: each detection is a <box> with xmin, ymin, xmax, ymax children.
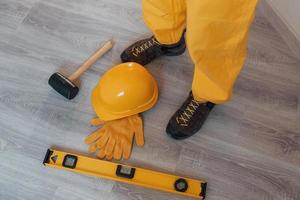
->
<box><xmin>142</xmin><ymin>0</ymin><xmax>186</xmax><ymax>45</ymax></box>
<box><xmin>121</xmin><ymin>0</ymin><xmax>187</xmax><ymax>65</ymax></box>
<box><xmin>189</xmin><ymin>0</ymin><xmax>258</xmax><ymax>103</ymax></box>
<box><xmin>167</xmin><ymin>0</ymin><xmax>258</xmax><ymax>139</ymax></box>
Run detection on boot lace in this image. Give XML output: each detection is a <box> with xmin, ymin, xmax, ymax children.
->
<box><xmin>132</xmin><ymin>37</ymin><xmax>160</xmax><ymax>57</ymax></box>
<box><xmin>176</xmin><ymin>99</ymin><xmax>201</xmax><ymax>127</ymax></box>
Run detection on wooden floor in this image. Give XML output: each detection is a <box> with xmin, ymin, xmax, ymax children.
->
<box><xmin>1</xmin><ymin>0</ymin><xmax>300</xmax><ymax>199</ymax></box>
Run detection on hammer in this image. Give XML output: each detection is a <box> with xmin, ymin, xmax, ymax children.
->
<box><xmin>48</xmin><ymin>40</ymin><xmax>113</xmax><ymax>99</ymax></box>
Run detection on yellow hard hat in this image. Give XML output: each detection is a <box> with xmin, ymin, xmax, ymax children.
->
<box><xmin>91</xmin><ymin>62</ymin><xmax>158</xmax><ymax>121</ymax></box>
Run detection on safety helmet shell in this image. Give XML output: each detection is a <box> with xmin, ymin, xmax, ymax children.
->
<box><xmin>91</xmin><ymin>62</ymin><xmax>158</xmax><ymax>121</ymax></box>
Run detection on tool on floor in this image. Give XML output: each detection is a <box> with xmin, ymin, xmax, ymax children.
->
<box><xmin>48</xmin><ymin>40</ymin><xmax>113</xmax><ymax>100</ymax></box>
<box><xmin>43</xmin><ymin>148</ymin><xmax>207</xmax><ymax>199</ymax></box>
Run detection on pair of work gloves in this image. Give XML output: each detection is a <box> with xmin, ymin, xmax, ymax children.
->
<box><xmin>84</xmin><ymin>114</ymin><xmax>144</xmax><ymax>160</ymax></box>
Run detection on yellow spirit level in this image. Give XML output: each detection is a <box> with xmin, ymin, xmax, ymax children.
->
<box><xmin>43</xmin><ymin>149</ymin><xmax>207</xmax><ymax>199</ymax></box>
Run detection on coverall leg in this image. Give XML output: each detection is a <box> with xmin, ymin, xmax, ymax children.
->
<box><xmin>142</xmin><ymin>0</ymin><xmax>258</xmax><ymax>104</ymax></box>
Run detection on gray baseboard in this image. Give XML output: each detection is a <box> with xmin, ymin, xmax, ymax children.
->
<box><xmin>258</xmin><ymin>0</ymin><xmax>300</xmax><ymax>59</ymax></box>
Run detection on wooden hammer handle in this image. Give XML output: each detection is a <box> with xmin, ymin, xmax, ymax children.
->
<box><xmin>68</xmin><ymin>40</ymin><xmax>114</xmax><ymax>81</ymax></box>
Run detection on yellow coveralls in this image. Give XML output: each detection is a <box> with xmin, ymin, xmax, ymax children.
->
<box><xmin>143</xmin><ymin>0</ymin><xmax>258</xmax><ymax>104</ymax></box>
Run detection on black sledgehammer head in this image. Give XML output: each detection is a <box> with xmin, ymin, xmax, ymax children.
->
<box><xmin>48</xmin><ymin>72</ymin><xmax>79</xmax><ymax>100</ymax></box>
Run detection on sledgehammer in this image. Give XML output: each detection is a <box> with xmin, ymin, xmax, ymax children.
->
<box><xmin>48</xmin><ymin>40</ymin><xmax>113</xmax><ymax>99</ymax></box>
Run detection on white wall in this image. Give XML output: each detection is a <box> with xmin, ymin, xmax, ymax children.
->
<box><xmin>266</xmin><ymin>0</ymin><xmax>300</xmax><ymax>40</ymax></box>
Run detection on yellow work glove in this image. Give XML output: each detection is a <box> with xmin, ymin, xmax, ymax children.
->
<box><xmin>84</xmin><ymin>114</ymin><xmax>144</xmax><ymax>160</ymax></box>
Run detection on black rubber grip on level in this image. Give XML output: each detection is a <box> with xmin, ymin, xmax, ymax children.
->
<box><xmin>200</xmin><ymin>182</ymin><xmax>207</xmax><ymax>199</ymax></box>
<box><xmin>43</xmin><ymin>149</ymin><xmax>53</xmax><ymax>165</ymax></box>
